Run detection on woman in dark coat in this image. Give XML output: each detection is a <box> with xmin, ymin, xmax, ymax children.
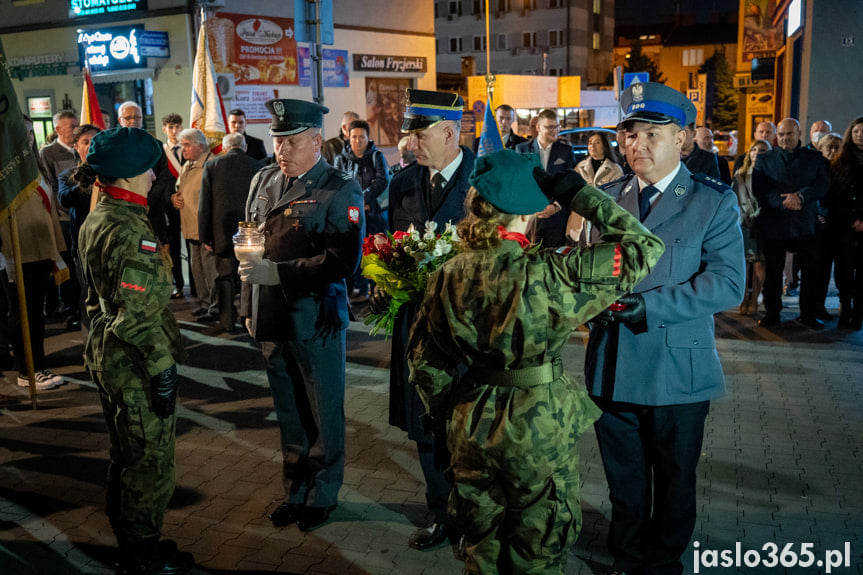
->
<box><xmin>831</xmin><ymin>117</ymin><xmax>863</xmax><ymax>329</ymax></box>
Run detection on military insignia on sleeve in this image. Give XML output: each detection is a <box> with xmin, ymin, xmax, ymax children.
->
<box><xmin>674</xmin><ymin>184</ymin><xmax>687</xmax><ymax>197</ymax></box>
<box><xmin>613</xmin><ymin>243</ymin><xmax>622</xmax><ymax>276</ymax></box>
<box><xmin>348</xmin><ymin>206</ymin><xmax>360</xmax><ymax>223</ymax></box>
<box><xmin>120</xmin><ymin>267</ymin><xmax>150</xmax><ymax>293</ymax></box>
<box><xmin>139</xmin><ymin>239</ymin><xmax>158</xmax><ymax>253</ymax></box>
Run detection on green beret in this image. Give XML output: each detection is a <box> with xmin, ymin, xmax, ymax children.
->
<box><xmin>468</xmin><ymin>150</ymin><xmax>549</xmax><ymax>215</ymax></box>
<box><xmin>86</xmin><ymin>127</ymin><xmax>162</xmax><ymax>179</ymax></box>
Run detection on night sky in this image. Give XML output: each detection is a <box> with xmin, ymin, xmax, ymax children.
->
<box><xmin>616</xmin><ymin>0</ymin><xmax>739</xmax><ymax>27</ymax></box>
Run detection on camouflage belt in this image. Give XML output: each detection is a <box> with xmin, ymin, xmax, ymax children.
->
<box><xmin>467</xmin><ymin>357</ymin><xmax>564</xmax><ymax>388</ymax></box>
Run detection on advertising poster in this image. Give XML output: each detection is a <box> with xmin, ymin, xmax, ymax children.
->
<box><xmin>232</xmin><ymin>87</ymin><xmax>279</xmax><ymax>124</ymax></box>
<box><xmin>208</xmin><ymin>12</ymin><xmax>298</xmax><ymax>85</ymax></box>
<box><xmin>365</xmin><ymin>77</ymin><xmax>409</xmax><ymax>147</ymax></box>
<box><xmin>297</xmin><ymin>47</ymin><xmax>350</xmax><ymax>88</ymax></box>
<box><xmin>738</xmin><ymin>0</ymin><xmax>784</xmax><ymax>69</ymax></box>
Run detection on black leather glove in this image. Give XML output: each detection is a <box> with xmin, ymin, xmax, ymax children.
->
<box><xmin>592</xmin><ymin>293</ymin><xmax>648</xmax><ymax>334</ymax></box>
<box><xmin>368</xmin><ymin>288</ymin><xmax>392</xmax><ymax>315</ymax></box>
<box><xmin>314</xmin><ymin>292</ymin><xmax>341</xmax><ymax>340</ymax></box>
<box><xmin>150</xmin><ymin>364</ymin><xmax>178</xmax><ymax>418</ymax></box>
<box><xmin>532</xmin><ymin>167</ymin><xmax>587</xmax><ymax>204</ymax></box>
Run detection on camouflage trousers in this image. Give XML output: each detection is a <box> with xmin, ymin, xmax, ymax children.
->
<box><xmin>448</xmin><ymin>376</ymin><xmax>601</xmax><ymax>574</ymax></box>
<box><xmin>93</xmin><ymin>368</ymin><xmax>177</xmax><ymax>545</ymax></box>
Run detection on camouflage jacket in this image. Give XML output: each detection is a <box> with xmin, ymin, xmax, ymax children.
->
<box><xmin>408</xmin><ymin>185</ymin><xmax>664</xmax><ymax>426</ymax></box>
<box><xmin>78</xmin><ymin>194</ymin><xmax>185</xmax><ymax>376</ymax></box>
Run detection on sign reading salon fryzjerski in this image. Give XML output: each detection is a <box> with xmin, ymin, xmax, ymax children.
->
<box><xmin>353</xmin><ymin>54</ymin><xmax>427</xmax><ymax>73</ymax></box>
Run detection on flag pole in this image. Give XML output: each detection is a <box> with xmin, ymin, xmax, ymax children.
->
<box><xmin>484</xmin><ymin>0</ymin><xmax>494</xmax><ymax>103</ymax></box>
<box><xmin>9</xmin><ymin>210</ymin><xmax>38</xmax><ymax>408</ymax></box>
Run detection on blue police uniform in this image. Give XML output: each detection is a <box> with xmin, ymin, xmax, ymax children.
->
<box><xmin>583</xmin><ymin>83</ymin><xmax>745</xmax><ymax>575</ymax></box>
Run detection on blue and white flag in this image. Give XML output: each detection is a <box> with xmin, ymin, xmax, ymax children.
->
<box><xmin>476</xmin><ymin>98</ymin><xmax>504</xmax><ymax>157</ymax></box>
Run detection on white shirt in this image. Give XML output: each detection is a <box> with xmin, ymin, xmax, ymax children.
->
<box><xmin>537</xmin><ymin>139</ymin><xmax>553</xmax><ymax>170</ymax></box>
<box><xmin>637</xmin><ymin>162</ymin><xmax>682</xmax><ymax>210</ymax></box>
<box><xmin>430</xmin><ymin>149</ymin><xmax>464</xmax><ymax>187</ymax></box>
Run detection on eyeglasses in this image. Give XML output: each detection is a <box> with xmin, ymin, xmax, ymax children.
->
<box><xmin>121</xmin><ymin>115</ymin><xmax>143</xmax><ymax>121</ymax></box>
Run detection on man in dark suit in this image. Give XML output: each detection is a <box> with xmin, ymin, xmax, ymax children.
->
<box><xmin>584</xmin><ymin>82</ymin><xmax>745</xmax><ymax>575</ymax></box>
<box><xmin>680</xmin><ymin>123</ymin><xmax>721</xmax><ymax>180</ymax></box>
<box><xmin>228</xmin><ymin>108</ymin><xmax>268</xmax><ymax>161</ymax></box>
<box><xmin>240</xmin><ymin>99</ymin><xmax>364</xmax><ymax>532</ymax></box>
<box><xmin>198</xmin><ymin>132</ymin><xmax>261</xmax><ymax>332</ymax></box>
<box><xmin>515</xmin><ymin>108</ymin><xmax>575</xmax><ymax>247</ymax></box>
<box><xmin>379</xmin><ymin>89</ymin><xmax>475</xmax><ymax>550</ymax></box>
<box><xmin>752</xmin><ymin>118</ymin><xmax>830</xmax><ymax>329</ymax></box>
<box><xmin>695</xmin><ymin>127</ymin><xmax>732</xmax><ymax>184</ymax></box>
<box><xmin>472</xmin><ymin>103</ymin><xmax>527</xmax><ymax>152</ymax></box>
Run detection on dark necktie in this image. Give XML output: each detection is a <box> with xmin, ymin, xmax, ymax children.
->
<box><xmin>639</xmin><ymin>185</ymin><xmax>659</xmax><ymax>222</ymax></box>
<box><xmin>430</xmin><ymin>172</ymin><xmax>446</xmax><ymax>209</ymax></box>
<box><xmin>172</xmin><ymin>145</ymin><xmax>181</xmax><ymax>164</ymax></box>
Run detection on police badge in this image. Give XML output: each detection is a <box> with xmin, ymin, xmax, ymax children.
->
<box><xmin>632</xmin><ymin>83</ymin><xmax>644</xmax><ymax>103</ymax></box>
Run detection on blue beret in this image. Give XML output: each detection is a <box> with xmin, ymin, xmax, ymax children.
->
<box><xmin>86</xmin><ymin>127</ymin><xmax>162</xmax><ymax>179</ymax></box>
<box><xmin>266</xmin><ymin>99</ymin><xmax>328</xmax><ymax>136</ymax></box>
<box><xmin>402</xmin><ymin>89</ymin><xmax>464</xmax><ymax>133</ymax></box>
<box><xmin>618</xmin><ymin>82</ymin><xmax>696</xmax><ymax>129</ymax></box>
<box><xmin>468</xmin><ymin>150</ymin><xmax>549</xmax><ymax>215</ymax></box>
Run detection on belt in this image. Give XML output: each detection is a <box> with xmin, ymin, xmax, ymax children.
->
<box><xmin>466</xmin><ymin>357</ymin><xmax>564</xmax><ymax>388</ymax></box>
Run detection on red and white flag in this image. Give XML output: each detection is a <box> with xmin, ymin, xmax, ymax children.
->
<box><xmin>190</xmin><ymin>9</ymin><xmax>227</xmax><ymax>152</ymax></box>
<box><xmin>81</xmin><ymin>65</ymin><xmax>106</xmax><ymax>130</ymax></box>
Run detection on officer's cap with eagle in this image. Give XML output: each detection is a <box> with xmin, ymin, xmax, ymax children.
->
<box><xmin>617</xmin><ymin>82</ymin><xmax>696</xmax><ymax>130</ymax></box>
<box><xmin>265</xmin><ymin>99</ymin><xmax>329</xmax><ymax>137</ymax></box>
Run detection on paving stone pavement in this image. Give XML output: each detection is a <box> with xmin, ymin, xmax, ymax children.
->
<box><xmin>1</xmin><ymin>295</ymin><xmax>861</xmax><ymax>575</ymax></box>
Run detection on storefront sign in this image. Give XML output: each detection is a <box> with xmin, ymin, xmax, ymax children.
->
<box><xmin>8</xmin><ymin>52</ymin><xmax>72</xmax><ymax>80</ymax></box>
<box><xmin>297</xmin><ymin>48</ymin><xmax>349</xmax><ymax>87</ymax></box>
<box><xmin>353</xmin><ymin>54</ymin><xmax>427</xmax><ymax>74</ymax></box>
<box><xmin>138</xmin><ymin>31</ymin><xmax>169</xmax><ymax>58</ymax></box>
<box><xmin>232</xmin><ymin>87</ymin><xmax>278</xmax><ymax>124</ymax></box>
<box><xmin>69</xmin><ymin>0</ymin><xmax>147</xmax><ymax>18</ymax></box>
<box><xmin>77</xmin><ymin>26</ymin><xmax>147</xmax><ymax>71</ymax></box>
<box><xmin>28</xmin><ymin>97</ymin><xmax>53</xmax><ymax>118</ymax></box>
<box><xmin>208</xmin><ymin>12</ymin><xmax>298</xmax><ymax>85</ymax></box>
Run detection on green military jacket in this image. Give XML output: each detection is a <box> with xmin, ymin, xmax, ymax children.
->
<box><xmin>79</xmin><ymin>194</ymin><xmax>185</xmax><ymax>376</ymax></box>
<box><xmin>408</xmin><ymin>185</ymin><xmax>664</xmax><ymax>427</ymax></box>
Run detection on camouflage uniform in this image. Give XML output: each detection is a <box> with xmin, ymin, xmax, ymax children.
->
<box><xmin>78</xmin><ymin>193</ymin><xmax>186</xmax><ymax>546</ymax></box>
<box><xmin>409</xmin><ymin>185</ymin><xmax>664</xmax><ymax>574</ymax></box>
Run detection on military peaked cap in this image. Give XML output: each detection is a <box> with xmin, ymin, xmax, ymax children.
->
<box><xmin>618</xmin><ymin>81</ymin><xmax>696</xmax><ymax>129</ymax></box>
<box><xmin>266</xmin><ymin>99</ymin><xmax>329</xmax><ymax>137</ymax></box>
<box><xmin>402</xmin><ymin>89</ymin><xmax>464</xmax><ymax>133</ymax></box>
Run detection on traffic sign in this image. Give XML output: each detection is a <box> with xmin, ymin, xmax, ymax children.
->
<box><xmin>687</xmin><ymin>90</ymin><xmax>700</xmax><ymax>103</ymax></box>
<box><xmin>623</xmin><ymin>72</ymin><xmax>649</xmax><ymax>88</ymax></box>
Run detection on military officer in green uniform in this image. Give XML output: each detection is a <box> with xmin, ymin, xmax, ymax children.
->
<box><xmin>408</xmin><ymin>149</ymin><xmax>664</xmax><ymax>574</ymax></box>
<box><xmin>75</xmin><ymin>128</ymin><xmax>193</xmax><ymax>575</ymax></box>
<box><xmin>239</xmin><ymin>99</ymin><xmax>364</xmax><ymax>531</ymax></box>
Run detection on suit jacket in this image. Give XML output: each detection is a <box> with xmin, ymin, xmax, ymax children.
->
<box><xmin>751</xmin><ymin>144</ymin><xmax>829</xmax><ymax>241</ymax></box>
<box><xmin>515</xmin><ymin>138</ymin><xmax>576</xmax><ymax>247</ymax></box>
<box><xmin>198</xmin><ymin>149</ymin><xmax>262</xmax><ymax>256</ymax></box>
<box><xmin>717</xmin><ymin>155</ymin><xmax>732</xmax><ymax>184</ymax></box>
<box><xmin>40</xmin><ymin>141</ymin><xmax>77</xmax><ymax>219</ymax></box>
<box><xmin>682</xmin><ymin>146</ymin><xmax>721</xmax><ymax>180</ymax></box>
<box><xmin>244</xmin><ymin>133</ymin><xmax>268</xmax><ymax>162</ymax></box>
<box><xmin>584</xmin><ymin>165</ymin><xmax>745</xmax><ymax>406</ymax></box>
<box><xmin>241</xmin><ymin>159</ymin><xmax>363</xmax><ymax>341</ymax></box>
<box><xmin>473</xmin><ymin>129</ymin><xmax>528</xmax><ymax>153</ymax></box>
<box><xmin>387</xmin><ymin>145</ymin><xmax>475</xmax><ymax>437</ymax></box>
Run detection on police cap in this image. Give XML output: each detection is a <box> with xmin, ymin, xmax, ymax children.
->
<box><xmin>401</xmin><ymin>89</ymin><xmax>464</xmax><ymax>133</ymax></box>
<box><xmin>617</xmin><ymin>82</ymin><xmax>696</xmax><ymax>130</ymax></box>
<box><xmin>469</xmin><ymin>150</ymin><xmax>548</xmax><ymax>215</ymax></box>
<box><xmin>86</xmin><ymin>127</ymin><xmax>162</xmax><ymax>179</ymax></box>
<box><xmin>266</xmin><ymin>99</ymin><xmax>329</xmax><ymax>137</ymax></box>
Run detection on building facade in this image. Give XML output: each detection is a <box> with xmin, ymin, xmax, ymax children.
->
<box><xmin>2</xmin><ymin>0</ymin><xmax>436</xmax><ymax>151</ymax></box>
<box><xmin>435</xmin><ymin>0</ymin><xmax>615</xmax><ymax>88</ymax></box>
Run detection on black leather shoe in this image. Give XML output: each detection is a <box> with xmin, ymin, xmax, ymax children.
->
<box><xmin>115</xmin><ymin>539</ymin><xmax>194</xmax><ymax>575</ymax></box>
<box><xmin>191</xmin><ymin>307</ymin><xmax>209</xmax><ymax>317</ymax></box>
<box><xmin>297</xmin><ymin>504</ymin><xmax>336</xmax><ymax>531</ymax></box>
<box><xmin>797</xmin><ymin>316</ymin><xmax>825</xmax><ymax>330</ymax></box>
<box><xmin>758</xmin><ymin>315</ymin><xmax>781</xmax><ymax>327</ymax></box>
<box><xmin>269</xmin><ymin>502</ymin><xmax>304</xmax><ymax>527</ymax></box>
<box><xmin>408</xmin><ymin>522</ymin><xmax>451</xmax><ymax>551</ymax></box>
<box><xmin>196</xmin><ymin>311</ymin><xmax>219</xmax><ymax>323</ymax></box>
<box><xmin>170</xmin><ymin>289</ymin><xmax>183</xmax><ymax>299</ymax></box>
<box><xmin>815</xmin><ymin>309</ymin><xmax>834</xmax><ymax>321</ymax></box>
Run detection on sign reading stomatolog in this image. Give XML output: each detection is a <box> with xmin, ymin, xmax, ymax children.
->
<box><xmin>208</xmin><ymin>12</ymin><xmax>298</xmax><ymax>85</ymax></box>
<box><xmin>353</xmin><ymin>54</ymin><xmax>427</xmax><ymax>73</ymax></box>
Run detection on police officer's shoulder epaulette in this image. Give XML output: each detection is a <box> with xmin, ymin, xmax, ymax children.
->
<box><xmin>600</xmin><ymin>173</ymin><xmax>633</xmax><ymax>191</ymax></box>
<box><xmin>691</xmin><ymin>172</ymin><xmax>731</xmax><ymax>193</ymax></box>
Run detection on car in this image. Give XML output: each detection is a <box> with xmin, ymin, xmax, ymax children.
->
<box><xmin>559</xmin><ymin>127</ymin><xmax>621</xmax><ymax>164</ymax></box>
<box><xmin>713</xmin><ymin>131</ymin><xmax>737</xmax><ymax>158</ymax></box>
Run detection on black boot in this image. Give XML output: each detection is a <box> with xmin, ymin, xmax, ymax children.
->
<box><xmin>116</xmin><ymin>538</ymin><xmax>194</xmax><ymax>575</ymax></box>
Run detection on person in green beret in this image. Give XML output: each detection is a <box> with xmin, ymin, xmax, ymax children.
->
<box><xmin>74</xmin><ymin>127</ymin><xmax>193</xmax><ymax>575</ymax></box>
<box><xmin>407</xmin><ymin>149</ymin><xmax>664</xmax><ymax>574</ymax></box>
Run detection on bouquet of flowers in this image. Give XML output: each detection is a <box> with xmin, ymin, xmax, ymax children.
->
<box><xmin>361</xmin><ymin>221</ymin><xmax>460</xmax><ymax>336</ymax></box>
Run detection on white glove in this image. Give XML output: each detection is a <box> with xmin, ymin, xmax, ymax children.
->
<box><xmin>239</xmin><ymin>258</ymin><xmax>280</xmax><ymax>286</ymax></box>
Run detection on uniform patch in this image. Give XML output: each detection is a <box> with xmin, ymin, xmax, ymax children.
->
<box><xmin>348</xmin><ymin>206</ymin><xmax>360</xmax><ymax>223</ymax></box>
<box><xmin>120</xmin><ymin>267</ymin><xmax>151</xmax><ymax>293</ymax></box>
<box><xmin>674</xmin><ymin>184</ymin><xmax>687</xmax><ymax>197</ymax></box>
<box><xmin>139</xmin><ymin>239</ymin><xmax>158</xmax><ymax>253</ymax></box>
<box><xmin>613</xmin><ymin>243</ymin><xmax>622</xmax><ymax>276</ymax></box>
